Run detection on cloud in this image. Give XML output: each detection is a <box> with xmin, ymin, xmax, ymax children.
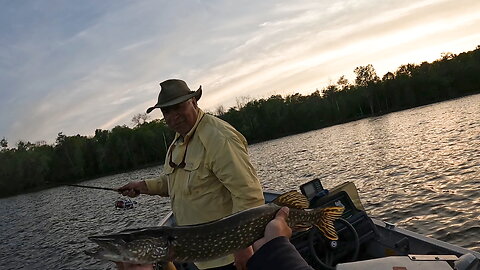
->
<box><xmin>1</xmin><ymin>0</ymin><xmax>479</xmax><ymax>144</ymax></box>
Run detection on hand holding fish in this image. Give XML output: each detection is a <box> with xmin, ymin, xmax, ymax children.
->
<box><xmin>253</xmin><ymin>207</ymin><xmax>292</xmax><ymax>252</ymax></box>
<box><xmin>115</xmin><ymin>262</ymin><xmax>153</xmax><ymax>270</ymax></box>
<box><xmin>233</xmin><ymin>246</ymin><xmax>254</xmax><ymax>270</ymax></box>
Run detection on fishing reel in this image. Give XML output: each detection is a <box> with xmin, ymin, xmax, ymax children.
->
<box><xmin>115</xmin><ymin>198</ymin><xmax>137</xmax><ymax>210</ymax></box>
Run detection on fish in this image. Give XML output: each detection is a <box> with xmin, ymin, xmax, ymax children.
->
<box><xmin>86</xmin><ymin>191</ymin><xmax>344</xmax><ymax>264</ymax></box>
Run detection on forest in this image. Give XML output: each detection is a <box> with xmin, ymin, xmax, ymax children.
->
<box><xmin>1</xmin><ymin>45</ymin><xmax>479</xmax><ymax>198</ymax></box>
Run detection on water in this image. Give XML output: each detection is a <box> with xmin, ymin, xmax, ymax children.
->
<box><xmin>1</xmin><ymin>94</ymin><xmax>479</xmax><ymax>269</ymax></box>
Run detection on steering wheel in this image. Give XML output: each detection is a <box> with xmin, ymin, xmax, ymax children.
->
<box><xmin>308</xmin><ymin>218</ymin><xmax>360</xmax><ymax>270</ymax></box>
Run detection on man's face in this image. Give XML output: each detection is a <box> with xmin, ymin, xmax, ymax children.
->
<box><xmin>161</xmin><ymin>99</ymin><xmax>199</xmax><ymax>136</ymax></box>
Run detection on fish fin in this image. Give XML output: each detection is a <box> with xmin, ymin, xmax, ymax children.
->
<box><xmin>291</xmin><ymin>222</ymin><xmax>312</xmax><ymax>232</ymax></box>
<box><xmin>272</xmin><ymin>191</ymin><xmax>310</xmax><ymax>209</ymax></box>
<box><xmin>316</xmin><ymin>206</ymin><xmax>344</xmax><ymax>240</ymax></box>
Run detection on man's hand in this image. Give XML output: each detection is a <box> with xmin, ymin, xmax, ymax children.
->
<box><xmin>234</xmin><ymin>246</ymin><xmax>254</xmax><ymax>270</ymax></box>
<box><xmin>253</xmin><ymin>207</ymin><xmax>292</xmax><ymax>252</ymax></box>
<box><xmin>117</xmin><ymin>181</ymin><xmax>148</xmax><ymax>197</ymax></box>
<box><xmin>115</xmin><ymin>262</ymin><xmax>153</xmax><ymax>270</ymax></box>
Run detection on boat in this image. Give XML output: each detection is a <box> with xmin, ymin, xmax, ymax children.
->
<box><xmin>159</xmin><ymin>179</ymin><xmax>480</xmax><ymax>270</ymax></box>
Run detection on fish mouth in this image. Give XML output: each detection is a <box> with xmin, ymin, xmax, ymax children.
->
<box><xmin>87</xmin><ymin>237</ymin><xmax>136</xmax><ymax>263</ymax></box>
<box><xmin>87</xmin><ymin>235</ymin><xmax>162</xmax><ymax>264</ymax></box>
<box><xmin>85</xmin><ymin>245</ymin><xmax>154</xmax><ymax>264</ymax></box>
<box><xmin>85</xmin><ymin>246</ymin><xmax>123</xmax><ymax>262</ymax></box>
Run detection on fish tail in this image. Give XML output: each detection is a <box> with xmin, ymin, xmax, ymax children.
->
<box><xmin>315</xmin><ymin>206</ymin><xmax>344</xmax><ymax>240</ymax></box>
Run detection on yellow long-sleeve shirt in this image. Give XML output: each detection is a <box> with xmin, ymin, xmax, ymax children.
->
<box><xmin>145</xmin><ymin>109</ymin><xmax>264</xmax><ymax>269</ymax></box>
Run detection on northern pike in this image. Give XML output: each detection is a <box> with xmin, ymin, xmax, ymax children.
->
<box><xmin>86</xmin><ymin>191</ymin><xmax>344</xmax><ymax>264</ymax></box>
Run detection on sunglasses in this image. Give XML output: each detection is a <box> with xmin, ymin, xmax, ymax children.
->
<box><xmin>168</xmin><ymin>135</ymin><xmax>193</xmax><ymax>169</ymax></box>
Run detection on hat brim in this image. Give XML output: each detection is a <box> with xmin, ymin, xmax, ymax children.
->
<box><xmin>146</xmin><ymin>87</ymin><xmax>202</xmax><ymax>114</ymax></box>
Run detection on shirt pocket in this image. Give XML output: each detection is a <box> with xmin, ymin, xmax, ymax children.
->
<box><xmin>183</xmin><ymin>156</ymin><xmax>202</xmax><ymax>195</ymax></box>
<box><xmin>183</xmin><ymin>149</ymin><xmax>215</xmax><ymax>196</ymax></box>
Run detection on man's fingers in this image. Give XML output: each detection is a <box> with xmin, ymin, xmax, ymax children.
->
<box><xmin>117</xmin><ymin>188</ymin><xmax>139</xmax><ymax>197</ymax></box>
<box><xmin>117</xmin><ymin>182</ymin><xmax>144</xmax><ymax>197</ymax></box>
<box><xmin>125</xmin><ymin>189</ymin><xmax>140</xmax><ymax>197</ymax></box>
<box><xmin>253</xmin><ymin>238</ymin><xmax>267</xmax><ymax>252</ymax></box>
<box><xmin>275</xmin><ymin>207</ymin><xmax>289</xmax><ymax>220</ymax></box>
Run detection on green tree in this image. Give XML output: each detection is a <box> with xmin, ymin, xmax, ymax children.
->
<box><xmin>337</xmin><ymin>75</ymin><xmax>350</xmax><ymax>91</ymax></box>
<box><xmin>132</xmin><ymin>113</ymin><xmax>150</xmax><ymax>127</ymax></box>
<box><xmin>354</xmin><ymin>64</ymin><xmax>380</xmax><ymax>87</ymax></box>
<box><xmin>1</xmin><ymin>137</ymin><xmax>7</xmax><ymax>149</ymax></box>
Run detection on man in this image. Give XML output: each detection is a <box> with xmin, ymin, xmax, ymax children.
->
<box><xmin>118</xmin><ymin>79</ymin><xmax>265</xmax><ymax>270</ymax></box>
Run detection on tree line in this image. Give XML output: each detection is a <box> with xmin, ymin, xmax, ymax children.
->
<box><xmin>0</xmin><ymin>122</ymin><xmax>174</xmax><ymax>197</ymax></box>
<box><xmin>1</xmin><ymin>45</ymin><xmax>479</xmax><ymax>198</ymax></box>
<box><xmin>218</xmin><ymin>48</ymin><xmax>480</xmax><ymax>143</ymax></box>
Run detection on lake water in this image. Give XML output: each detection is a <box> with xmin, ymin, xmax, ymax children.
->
<box><xmin>1</xmin><ymin>94</ymin><xmax>479</xmax><ymax>270</ymax></box>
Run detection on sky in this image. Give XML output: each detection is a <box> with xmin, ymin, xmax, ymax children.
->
<box><xmin>1</xmin><ymin>0</ymin><xmax>479</xmax><ymax>145</ymax></box>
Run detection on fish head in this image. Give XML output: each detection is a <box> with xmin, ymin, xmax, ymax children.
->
<box><xmin>88</xmin><ymin>233</ymin><xmax>171</xmax><ymax>264</ymax></box>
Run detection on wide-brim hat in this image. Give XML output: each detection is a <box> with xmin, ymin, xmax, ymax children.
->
<box><xmin>146</xmin><ymin>79</ymin><xmax>202</xmax><ymax>114</ymax></box>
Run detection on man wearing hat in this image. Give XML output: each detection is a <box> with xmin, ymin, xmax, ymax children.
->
<box><xmin>118</xmin><ymin>79</ymin><xmax>265</xmax><ymax>270</ymax></box>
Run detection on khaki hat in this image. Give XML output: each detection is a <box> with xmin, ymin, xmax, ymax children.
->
<box><xmin>146</xmin><ymin>79</ymin><xmax>202</xmax><ymax>114</ymax></box>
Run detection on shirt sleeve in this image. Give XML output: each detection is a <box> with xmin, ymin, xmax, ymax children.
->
<box><xmin>247</xmin><ymin>237</ymin><xmax>314</xmax><ymax>270</ymax></box>
<box><xmin>207</xmin><ymin>134</ymin><xmax>264</xmax><ymax>213</ymax></box>
<box><xmin>145</xmin><ymin>174</ymin><xmax>169</xmax><ymax>196</ymax></box>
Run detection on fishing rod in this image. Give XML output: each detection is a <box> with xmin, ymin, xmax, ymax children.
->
<box><xmin>65</xmin><ymin>183</ymin><xmax>118</xmax><ymax>192</ymax></box>
<box><xmin>65</xmin><ymin>183</ymin><xmax>138</xmax><ymax>209</ymax></box>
